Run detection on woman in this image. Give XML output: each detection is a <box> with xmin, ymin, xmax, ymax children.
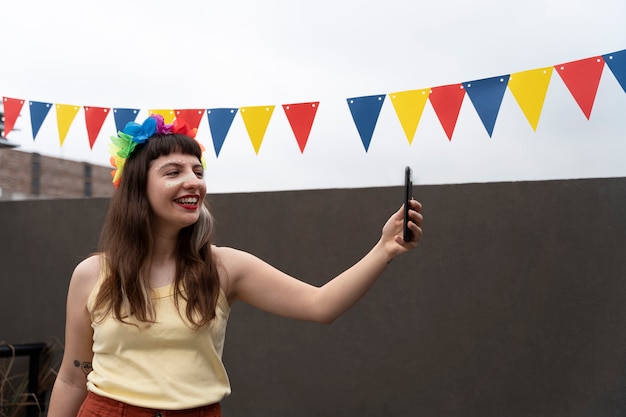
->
<box><xmin>47</xmin><ymin>114</ymin><xmax>423</xmax><ymax>416</ymax></box>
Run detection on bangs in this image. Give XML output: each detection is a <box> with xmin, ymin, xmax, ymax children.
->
<box><xmin>142</xmin><ymin>134</ymin><xmax>203</xmax><ymax>162</ymax></box>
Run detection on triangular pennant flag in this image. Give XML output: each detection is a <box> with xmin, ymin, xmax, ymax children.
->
<box><xmin>602</xmin><ymin>49</ymin><xmax>626</xmax><ymax>93</ymax></box>
<box><xmin>508</xmin><ymin>67</ymin><xmax>553</xmax><ymax>131</ymax></box>
<box><xmin>2</xmin><ymin>97</ymin><xmax>25</xmax><ymax>138</ymax></box>
<box><xmin>389</xmin><ymin>89</ymin><xmax>430</xmax><ymax>144</ymax></box>
<box><xmin>113</xmin><ymin>108</ymin><xmax>140</xmax><ymax>133</ymax></box>
<box><xmin>149</xmin><ymin>109</ymin><xmax>176</xmax><ymax>124</ymax></box>
<box><xmin>84</xmin><ymin>106</ymin><xmax>110</xmax><ymax>149</ymax></box>
<box><xmin>29</xmin><ymin>101</ymin><xmax>53</xmax><ymax>140</ymax></box>
<box><xmin>463</xmin><ymin>75</ymin><xmax>510</xmax><ymax>137</ymax></box>
<box><xmin>282</xmin><ymin>102</ymin><xmax>319</xmax><ymax>153</ymax></box>
<box><xmin>428</xmin><ymin>84</ymin><xmax>465</xmax><ymax>141</ymax></box>
<box><xmin>554</xmin><ymin>56</ymin><xmax>604</xmax><ymax>119</ymax></box>
<box><xmin>347</xmin><ymin>95</ymin><xmax>386</xmax><ymax>151</ymax></box>
<box><xmin>174</xmin><ymin>109</ymin><xmax>205</xmax><ymax>132</ymax></box>
<box><xmin>56</xmin><ymin>104</ymin><xmax>81</xmax><ymax>147</ymax></box>
<box><xmin>206</xmin><ymin>108</ymin><xmax>238</xmax><ymax>157</ymax></box>
<box><xmin>240</xmin><ymin>105</ymin><xmax>275</xmax><ymax>154</ymax></box>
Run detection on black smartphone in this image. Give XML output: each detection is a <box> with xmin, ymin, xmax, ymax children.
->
<box><xmin>403</xmin><ymin>166</ymin><xmax>413</xmax><ymax>242</ymax></box>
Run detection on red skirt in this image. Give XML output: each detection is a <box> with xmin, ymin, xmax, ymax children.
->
<box><xmin>77</xmin><ymin>391</ymin><xmax>222</xmax><ymax>417</ymax></box>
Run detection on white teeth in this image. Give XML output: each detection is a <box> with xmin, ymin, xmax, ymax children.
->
<box><xmin>175</xmin><ymin>197</ymin><xmax>198</xmax><ymax>204</ymax></box>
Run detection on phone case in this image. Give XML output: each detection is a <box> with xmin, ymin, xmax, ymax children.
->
<box><xmin>403</xmin><ymin>166</ymin><xmax>413</xmax><ymax>242</ymax></box>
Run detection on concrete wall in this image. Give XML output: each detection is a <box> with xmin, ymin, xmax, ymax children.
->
<box><xmin>1</xmin><ymin>178</ymin><xmax>625</xmax><ymax>416</ymax></box>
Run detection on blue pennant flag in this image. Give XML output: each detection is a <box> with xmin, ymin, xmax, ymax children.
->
<box><xmin>29</xmin><ymin>101</ymin><xmax>52</xmax><ymax>140</ymax></box>
<box><xmin>206</xmin><ymin>108</ymin><xmax>238</xmax><ymax>157</ymax></box>
<box><xmin>347</xmin><ymin>95</ymin><xmax>386</xmax><ymax>152</ymax></box>
<box><xmin>113</xmin><ymin>108</ymin><xmax>140</xmax><ymax>133</ymax></box>
<box><xmin>602</xmin><ymin>49</ymin><xmax>626</xmax><ymax>94</ymax></box>
<box><xmin>463</xmin><ymin>75</ymin><xmax>510</xmax><ymax>137</ymax></box>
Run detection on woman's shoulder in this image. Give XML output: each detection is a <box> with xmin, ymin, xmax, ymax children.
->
<box><xmin>212</xmin><ymin>245</ymin><xmax>259</xmax><ymax>299</ymax></box>
<box><xmin>213</xmin><ymin>245</ymin><xmax>257</xmax><ymax>267</ymax></box>
<box><xmin>74</xmin><ymin>253</ymin><xmax>102</xmax><ymax>275</ymax></box>
<box><xmin>69</xmin><ymin>253</ymin><xmax>103</xmax><ymax>298</ymax></box>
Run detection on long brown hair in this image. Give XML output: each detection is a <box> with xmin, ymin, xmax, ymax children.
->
<box><xmin>93</xmin><ymin>133</ymin><xmax>220</xmax><ymax>328</ymax></box>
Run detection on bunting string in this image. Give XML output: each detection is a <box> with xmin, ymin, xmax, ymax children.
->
<box><xmin>2</xmin><ymin>49</ymin><xmax>625</xmax><ymax>155</ymax></box>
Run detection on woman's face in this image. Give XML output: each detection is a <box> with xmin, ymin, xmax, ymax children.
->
<box><xmin>146</xmin><ymin>152</ymin><xmax>206</xmax><ymax>234</ymax></box>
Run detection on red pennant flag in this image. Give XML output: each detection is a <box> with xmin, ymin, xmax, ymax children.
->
<box><xmin>554</xmin><ymin>56</ymin><xmax>604</xmax><ymax>119</ymax></box>
<box><xmin>282</xmin><ymin>102</ymin><xmax>319</xmax><ymax>153</ymax></box>
<box><xmin>84</xmin><ymin>106</ymin><xmax>110</xmax><ymax>149</ymax></box>
<box><xmin>2</xmin><ymin>97</ymin><xmax>26</xmax><ymax>138</ymax></box>
<box><xmin>429</xmin><ymin>84</ymin><xmax>466</xmax><ymax>140</ymax></box>
<box><xmin>174</xmin><ymin>109</ymin><xmax>205</xmax><ymax>132</ymax></box>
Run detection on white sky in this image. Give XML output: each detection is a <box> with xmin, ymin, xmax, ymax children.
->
<box><xmin>1</xmin><ymin>0</ymin><xmax>625</xmax><ymax>193</ymax></box>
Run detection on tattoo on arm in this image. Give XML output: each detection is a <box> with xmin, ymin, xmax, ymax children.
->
<box><xmin>73</xmin><ymin>360</ymin><xmax>93</xmax><ymax>376</ymax></box>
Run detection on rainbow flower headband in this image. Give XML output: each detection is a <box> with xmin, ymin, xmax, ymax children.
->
<box><xmin>109</xmin><ymin>114</ymin><xmax>204</xmax><ymax>188</ymax></box>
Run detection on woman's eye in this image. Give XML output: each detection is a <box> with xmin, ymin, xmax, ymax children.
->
<box><xmin>165</xmin><ymin>170</ymin><xmax>179</xmax><ymax>177</ymax></box>
<box><xmin>195</xmin><ymin>171</ymin><xmax>204</xmax><ymax>178</ymax></box>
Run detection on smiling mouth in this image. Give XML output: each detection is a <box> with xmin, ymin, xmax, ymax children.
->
<box><xmin>174</xmin><ymin>197</ymin><xmax>199</xmax><ymax>207</ymax></box>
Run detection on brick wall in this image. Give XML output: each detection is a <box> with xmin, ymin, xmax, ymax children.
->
<box><xmin>92</xmin><ymin>164</ymin><xmax>115</xmax><ymax>197</ymax></box>
<box><xmin>0</xmin><ymin>148</ymin><xmax>32</xmax><ymax>196</ymax></box>
<box><xmin>0</xmin><ymin>149</ymin><xmax>114</xmax><ymax>199</ymax></box>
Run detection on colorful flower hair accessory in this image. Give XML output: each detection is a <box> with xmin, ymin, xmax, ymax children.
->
<box><xmin>109</xmin><ymin>114</ymin><xmax>201</xmax><ymax>188</ymax></box>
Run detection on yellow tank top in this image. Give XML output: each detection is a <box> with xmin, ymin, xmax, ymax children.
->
<box><xmin>86</xmin><ymin>280</ymin><xmax>231</xmax><ymax>409</ymax></box>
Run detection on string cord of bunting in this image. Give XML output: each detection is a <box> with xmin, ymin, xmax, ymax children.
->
<box><xmin>1</xmin><ymin>48</ymin><xmax>625</xmax><ymax>156</ymax></box>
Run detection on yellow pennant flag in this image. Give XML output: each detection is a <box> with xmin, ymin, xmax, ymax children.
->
<box><xmin>240</xmin><ymin>105</ymin><xmax>275</xmax><ymax>154</ymax></box>
<box><xmin>56</xmin><ymin>104</ymin><xmax>81</xmax><ymax>147</ymax></box>
<box><xmin>508</xmin><ymin>67</ymin><xmax>554</xmax><ymax>131</ymax></box>
<box><xmin>389</xmin><ymin>88</ymin><xmax>431</xmax><ymax>144</ymax></box>
<box><xmin>149</xmin><ymin>109</ymin><xmax>176</xmax><ymax>124</ymax></box>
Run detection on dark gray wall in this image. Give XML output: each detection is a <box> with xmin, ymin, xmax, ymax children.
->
<box><xmin>1</xmin><ymin>178</ymin><xmax>625</xmax><ymax>416</ymax></box>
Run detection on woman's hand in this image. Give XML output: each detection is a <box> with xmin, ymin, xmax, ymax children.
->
<box><xmin>380</xmin><ymin>199</ymin><xmax>423</xmax><ymax>262</ymax></box>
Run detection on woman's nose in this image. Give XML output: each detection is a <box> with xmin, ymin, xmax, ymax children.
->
<box><xmin>182</xmin><ymin>172</ymin><xmax>204</xmax><ymax>188</ymax></box>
